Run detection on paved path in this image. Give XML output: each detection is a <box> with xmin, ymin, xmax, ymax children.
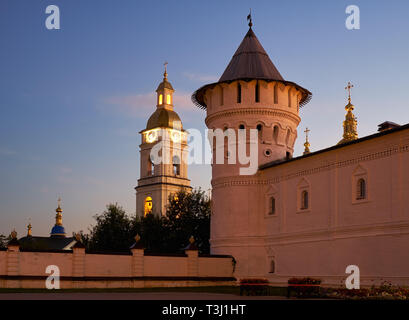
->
<box><xmin>0</xmin><ymin>292</ymin><xmax>289</xmax><ymax>300</ymax></box>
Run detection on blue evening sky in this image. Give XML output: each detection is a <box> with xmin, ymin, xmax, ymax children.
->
<box><xmin>1</xmin><ymin>0</ymin><xmax>408</xmax><ymax>236</ymax></box>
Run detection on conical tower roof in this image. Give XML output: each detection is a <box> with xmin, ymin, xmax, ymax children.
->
<box><xmin>192</xmin><ymin>26</ymin><xmax>311</xmax><ymax>109</ymax></box>
<box><xmin>219</xmin><ymin>28</ymin><xmax>284</xmax><ymax>82</ymax></box>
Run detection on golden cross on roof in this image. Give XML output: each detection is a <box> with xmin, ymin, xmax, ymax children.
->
<box><xmin>303</xmin><ymin>127</ymin><xmax>311</xmax><ymax>155</ymax></box>
<box><xmin>345</xmin><ymin>81</ymin><xmax>354</xmax><ymax>103</ymax></box>
<box><xmin>304</xmin><ymin>127</ymin><xmax>310</xmax><ymax>142</ymax></box>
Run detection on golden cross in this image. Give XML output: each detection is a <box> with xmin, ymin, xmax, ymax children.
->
<box><xmin>163</xmin><ymin>61</ymin><xmax>168</xmax><ymax>79</ymax></box>
<box><xmin>58</xmin><ymin>197</ymin><xmax>61</xmax><ymax>207</ymax></box>
<box><xmin>304</xmin><ymin>127</ymin><xmax>310</xmax><ymax>142</ymax></box>
<box><xmin>345</xmin><ymin>81</ymin><xmax>354</xmax><ymax>103</ymax></box>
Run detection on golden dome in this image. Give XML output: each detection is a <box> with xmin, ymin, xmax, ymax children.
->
<box><xmin>146</xmin><ymin>108</ymin><xmax>183</xmax><ymax>131</ymax></box>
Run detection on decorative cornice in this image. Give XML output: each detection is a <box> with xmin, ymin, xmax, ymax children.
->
<box><xmin>205</xmin><ymin>108</ymin><xmax>300</xmax><ymax>127</ymax></box>
<box><xmin>210</xmin><ymin>220</ymin><xmax>409</xmax><ymax>248</ymax></box>
<box><xmin>264</xmin><ymin>220</ymin><xmax>409</xmax><ymax>245</ymax></box>
<box><xmin>212</xmin><ymin>142</ymin><xmax>409</xmax><ymax>189</ymax></box>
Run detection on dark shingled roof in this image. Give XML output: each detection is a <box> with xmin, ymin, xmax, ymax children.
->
<box><xmin>192</xmin><ymin>27</ymin><xmax>311</xmax><ymax>109</ymax></box>
<box><xmin>18</xmin><ymin>236</ymin><xmax>76</xmax><ymax>251</ymax></box>
<box><xmin>219</xmin><ymin>28</ymin><xmax>284</xmax><ymax>82</ymax></box>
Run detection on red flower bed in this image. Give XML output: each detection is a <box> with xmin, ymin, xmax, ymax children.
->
<box><xmin>287</xmin><ymin>277</ymin><xmax>322</xmax><ymax>298</ymax></box>
<box><xmin>240</xmin><ymin>278</ymin><xmax>269</xmax><ymax>296</ymax></box>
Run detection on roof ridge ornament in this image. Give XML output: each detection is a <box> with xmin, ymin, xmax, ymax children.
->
<box><xmin>247</xmin><ymin>9</ymin><xmax>252</xmax><ymax>28</ymax></box>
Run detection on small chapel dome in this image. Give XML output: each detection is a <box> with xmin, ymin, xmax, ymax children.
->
<box><xmin>156</xmin><ymin>78</ymin><xmax>174</xmax><ymax>92</ymax></box>
<box><xmin>50</xmin><ymin>198</ymin><xmax>67</xmax><ymax>238</ymax></box>
<box><xmin>50</xmin><ymin>225</ymin><xmax>66</xmax><ymax>238</ymax></box>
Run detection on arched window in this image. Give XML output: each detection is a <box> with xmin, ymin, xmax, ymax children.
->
<box><xmin>273</xmin><ymin>84</ymin><xmax>278</xmax><ymax>104</ymax></box>
<box><xmin>166</xmin><ymin>94</ymin><xmax>171</xmax><ymax>105</ymax></box>
<box><xmin>239</xmin><ymin>124</ymin><xmax>245</xmax><ymax>130</ymax></box>
<box><xmin>301</xmin><ymin>190</ymin><xmax>309</xmax><ymax>210</ymax></box>
<box><xmin>237</xmin><ymin>83</ymin><xmax>242</xmax><ymax>103</ymax></box>
<box><xmin>273</xmin><ymin>126</ymin><xmax>279</xmax><ymax>143</ymax></box>
<box><xmin>158</xmin><ymin>94</ymin><xmax>163</xmax><ymax>105</ymax></box>
<box><xmin>288</xmin><ymin>89</ymin><xmax>292</xmax><ymax>108</ymax></box>
<box><xmin>356</xmin><ymin>178</ymin><xmax>366</xmax><ymax>200</ymax></box>
<box><xmin>148</xmin><ymin>158</ymin><xmax>154</xmax><ymax>176</ymax></box>
<box><xmin>269</xmin><ymin>259</ymin><xmax>275</xmax><ymax>273</ymax></box>
<box><xmin>257</xmin><ymin>124</ymin><xmax>262</xmax><ymax>140</ymax></box>
<box><xmin>255</xmin><ymin>81</ymin><xmax>260</xmax><ymax>102</ymax></box>
<box><xmin>269</xmin><ymin>196</ymin><xmax>276</xmax><ymax>215</ymax></box>
<box><xmin>144</xmin><ymin>196</ymin><xmax>153</xmax><ymax>216</ymax></box>
<box><xmin>173</xmin><ymin>155</ymin><xmax>180</xmax><ymax>176</ymax></box>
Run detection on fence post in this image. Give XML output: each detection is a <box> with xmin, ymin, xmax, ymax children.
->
<box><xmin>6</xmin><ymin>230</ymin><xmax>20</xmax><ymax>288</ymax></box>
<box><xmin>72</xmin><ymin>234</ymin><xmax>86</xmax><ymax>288</ymax></box>
<box><xmin>185</xmin><ymin>236</ymin><xmax>199</xmax><ymax>281</ymax></box>
<box><xmin>130</xmin><ymin>234</ymin><xmax>144</xmax><ymax>288</ymax></box>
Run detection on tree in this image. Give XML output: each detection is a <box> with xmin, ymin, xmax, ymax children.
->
<box><xmin>0</xmin><ymin>234</ymin><xmax>7</xmax><ymax>249</ymax></box>
<box><xmin>84</xmin><ymin>189</ymin><xmax>211</xmax><ymax>254</ymax></box>
<box><xmin>163</xmin><ymin>188</ymin><xmax>211</xmax><ymax>253</ymax></box>
<box><xmin>87</xmin><ymin>203</ymin><xmax>134</xmax><ymax>253</ymax></box>
<box><xmin>139</xmin><ymin>213</ymin><xmax>166</xmax><ymax>253</ymax></box>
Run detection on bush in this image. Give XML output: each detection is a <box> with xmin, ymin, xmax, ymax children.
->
<box><xmin>288</xmin><ymin>277</ymin><xmax>321</xmax><ymax>285</ymax></box>
<box><xmin>287</xmin><ymin>277</ymin><xmax>322</xmax><ymax>298</ymax></box>
<box><xmin>326</xmin><ymin>282</ymin><xmax>409</xmax><ymax>300</ymax></box>
<box><xmin>240</xmin><ymin>278</ymin><xmax>269</xmax><ymax>296</ymax></box>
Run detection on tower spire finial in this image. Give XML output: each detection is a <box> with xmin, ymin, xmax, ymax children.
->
<box><xmin>247</xmin><ymin>9</ymin><xmax>252</xmax><ymax>28</ymax></box>
<box><xmin>27</xmin><ymin>218</ymin><xmax>32</xmax><ymax>237</ymax></box>
<box><xmin>345</xmin><ymin>81</ymin><xmax>354</xmax><ymax>104</ymax></box>
<box><xmin>55</xmin><ymin>197</ymin><xmax>63</xmax><ymax>226</ymax></box>
<box><xmin>338</xmin><ymin>82</ymin><xmax>358</xmax><ymax>144</ymax></box>
<box><xmin>303</xmin><ymin>127</ymin><xmax>311</xmax><ymax>155</ymax></box>
<box><xmin>163</xmin><ymin>61</ymin><xmax>168</xmax><ymax>80</ymax></box>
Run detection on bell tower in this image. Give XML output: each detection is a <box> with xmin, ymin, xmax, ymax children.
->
<box><xmin>135</xmin><ymin>66</ymin><xmax>191</xmax><ymax>217</ymax></box>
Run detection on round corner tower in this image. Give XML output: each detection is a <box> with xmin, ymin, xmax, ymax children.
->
<box><xmin>192</xmin><ymin>23</ymin><xmax>311</xmax><ymax>278</ymax></box>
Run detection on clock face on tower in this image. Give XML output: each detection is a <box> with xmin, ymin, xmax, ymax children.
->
<box><xmin>146</xmin><ymin>130</ymin><xmax>157</xmax><ymax>143</ymax></box>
